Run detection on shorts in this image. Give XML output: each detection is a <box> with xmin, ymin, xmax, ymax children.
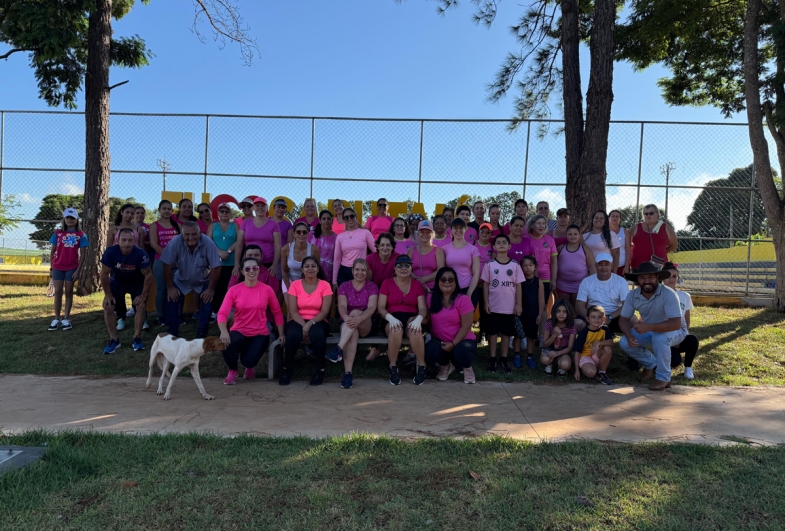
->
<box><xmin>519</xmin><ymin>312</ymin><xmax>539</xmax><ymax>339</ymax></box>
<box><xmin>109</xmin><ymin>281</ymin><xmax>144</xmax><ymax>319</ymax></box>
<box><xmin>482</xmin><ymin>312</ymin><xmax>516</xmax><ymax>337</ymax></box>
<box><xmin>382</xmin><ymin>312</ymin><xmax>416</xmax><ymax>336</ymax></box>
<box><xmin>52</xmin><ymin>268</ymin><xmax>77</xmax><ymax>282</ymax></box>
<box><xmin>542</xmin><ymin>281</ymin><xmax>552</xmax><ymax>301</ymax></box>
<box><xmin>579</xmin><ymin>354</ymin><xmax>600</xmax><ymax>368</ymax></box>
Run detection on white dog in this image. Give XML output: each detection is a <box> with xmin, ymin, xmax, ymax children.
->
<box><xmin>146</xmin><ymin>333</ymin><xmax>225</xmax><ymax>400</ymax></box>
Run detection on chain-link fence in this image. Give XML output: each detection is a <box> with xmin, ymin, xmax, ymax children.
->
<box><xmin>0</xmin><ymin>111</ymin><xmax>776</xmax><ymax>295</ymax></box>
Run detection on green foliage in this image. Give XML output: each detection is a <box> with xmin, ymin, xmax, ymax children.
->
<box><xmin>29</xmin><ymin>194</ymin><xmax>147</xmax><ymax>247</ymax></box>
<box><xmin>0</xmin><ymin>0</ymin><xmax>152</xmax><ymax>109</ymax></box>
<box><xmin>0</xmin><ymin>194</ymin><xmax>21</xmax><ymax>234</ymax></box>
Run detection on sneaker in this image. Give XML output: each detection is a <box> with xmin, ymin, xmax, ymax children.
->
<box><xmin>557</xmin><ymin>369</ymin><xmax>567</xmax><ymax>377</ymax></box>
<box><xmin>142</xmin><ymin>320</ymin><xmax>149</xmax><ymax>330</ymax></box>
<box><xmin>488</xmin><ymin>358</ymin><xmax>498</xmax><ymax>373</ymax></box>
<box><xmin>437</xmin><ymin>363</ymin><xmax>455</xmax><ymax>381</ymax></box>
<box><xmin>463</xmin><ymin>366</ymin><xmax>476</xmax><ymax>384</ymax></box>
<box><xmin>598</xmin><ymin>372</ymin><xmax>613</xmax><ymax>386</ymax></box>
<box><xmin>103</xmin><ymin>339</ymin><xmax>121</xmax><ymax>354</ymax></box>
<box><xmin>48</xmin><ymin>319</ymin><xmax>61</xmax><ymax>331</ymax></box>
<box><xmin>60</xmin><ymin>319</ymin><xmax>72</xmax><ymax>331</ymax></box>
<box><xmin>500</xmin><ymin>358</ymin><xmax>513</xmax><ymax>374</ymax></box>
<box><xmin>243</xmin><ymin>368</ymin><xmax>255</xmax><ymax>380</ymax></box>
<box><xmin>224</xmin><ymin>370</ymin><xmax>238</xmax><ymax>385</ymax></box>
<box><xmin>513</xmin><ymin>353</ymin><xmax>522</xmax><ymax>368</ymax></box>
<box><xmin>278</xmin><ymin>371</ymin><xmax>291</xmax><ymax>386</ymax></box>
<box><xmin>389</xmin><ymin>366</ymin><xmax>401</xmax><ymax>386</ymax></box>
<box><xmin>132</xmin><ymin>337</ymin><xmax>145</xmax><ymax>351</ymax></box>
<box><xmin>310</xmin><ymin>369</ymin><xmax>325</xmax><ymax>386</ymax></box>
<box><xmin>210</xmin><ymin>312</ymin><xmax>217</xmax><ymax>324</ymax></box>
<box><xmin>326</xmin><ymin>345</ymin><xmax>343</xmax><ymax>363</ymax></box>
<box><xmin>127</xmin><ymin>307</ymin><xmax>136</xmax><ymax>317</ymax></box>
<box><xmin>527</xmin><ymin>356</ymin><xmax>537</xmax><ymax>369</ymax></box>
<box><xmin>684</xmin><ymin>367</ymin><xmax>695</xmax><ymax>379</ymax></box>
<box><xmin>413</xmin><ymin>365</ymin><xmax>426</xmax><ymax>385</ymax></box>
<box><xmin>544</xmin><ymin>364</ymin><xmax>554</xmax><ymax>375</ymax></box>
<box><xmin>116</xmin><ymin>318</ymin><xmax>126</xmax><ymax>331</ymax></box>
<box><xmin>341</xmin><ymin>372</ymin><xmax>353</xmax><ymax>389</ymax></box>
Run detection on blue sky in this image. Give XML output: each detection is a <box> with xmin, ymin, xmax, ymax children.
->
<box><xmin>0</xmin><ymin>0</ymin><xmax>754</xmax><ymax>244</ymax></box>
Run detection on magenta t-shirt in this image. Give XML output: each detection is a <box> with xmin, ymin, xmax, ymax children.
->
<box><xmin>241</xmin><ymin>218</ymin><xmax>281</xmax><ymax>264</ymax></box>
<box><xmin>394</xmin><ymin>239</ymin><xmax>414</xmax><ymax>255</ymax></box>
<box><xmin>367</xmin><ymin>252</ymin><xmax>400</xmax><ymax>289</ymax></box>
<box><xmin>481</xmin><ymin>259</ymin><xmax>525</xmax><ymax>314</ymax></box>
<box><xmin>432</xmin><ymin>236</ymin><xmax>451</xmax><ymax>249</ymax></box>
<box><xmin>443</xmin><ymin>243</ymin><xmax>480</xmax><ymax>289</ymax></box>
<box><xmin>544</xmin><ymin>319</ymin><xmax>577</xmax><ymax>351</ymax></box>
<box><xmin>276</xmin><ymin>219</ymin><xmax>293</xmax><ymax>241</ymax></box>
<box><xmin>338</xmin><ymin>280</ymin><xmax>379</xmax><ymax>314</ymax></box>
<box><xmin>508</xmin><ymin>238</ymin><xmax>532</xmax><ymax>264</ymax></box>
<box><xmin>365</xmin><ymin>215</ymin><xmax>394</xmax><ymax>240</ymax></box>
<box><xmin>380</xmin><ymin>278</ymin><xmax>426</xmax><ymax>314</ymax></box>
<box><xmin>294</xmin><ymin>217</ymin><xmax>319</xmax><ymax>232</ymax></box>
<box><xmin>476</xmin><ymin>242</ymin><xmax>494</xmax><ymax>270</ymax></box>
<box><xmin>528</xmin><ymin>234</ymin><xmax>557</xmax><ymax>281</ymax></box>
<box><xmin>426</xmin><ymin>293</ymin><xmax>476</xmax><ymax>341</ymax></box>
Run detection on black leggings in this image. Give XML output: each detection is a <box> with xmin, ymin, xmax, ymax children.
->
<box><xmin>221</xmin><ymin>331</ymin><xmax>270</xmax><ymax>371</ymax></box>
<box><xmin>283</xmin><ymin>320</ymin><xmax>330</xmax><ymax>372</ymax></box>
<box><xmin>670</xmin><ymin>334</ymin><xmax>699</xmax><ymax>368</ymax></box>
<box><xmin>425</xmin><ymin>338</ymin><xmax>476</xmax><ymax>369</ymax></box>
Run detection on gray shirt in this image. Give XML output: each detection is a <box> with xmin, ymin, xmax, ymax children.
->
<box><xmin>621</xmin><ymin>282</ymin><xmax>683</xmax><ymax>326</ymax></box>
<box><xmin>160</xmin><ymin>234</ymin><xmax>222</xmax><ymax>294</ymax></box>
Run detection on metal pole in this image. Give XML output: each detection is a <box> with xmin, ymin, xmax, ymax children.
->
<box><xmin>203</xmin><ymin>116</ymin><xmax>210</xmax><ymax>194</ymax></box>
<box><xmin>417</xmin><ymin>121</ymin><xmax>424</xmax><ymax>202</ymax></box>
<box><xmin>0</xmin><ymin>111</ymin><xmax>4</xmax><ymax>200</ymax></box>
<box><xmin>745</xmin><ymin>165</ymin><xmax>756</xmax><ymax>296</ymax></box>
<box><xmin>664</xmin><ymin>167</ymin><xmax>669</xmax><ymax>223</ymax></box>
<box><xmin>635</xmin><ymin>123</ymin><xmax>644</xmax><ymax>220</ymax></box>
<box><xmin>309</xmin><ymin>118</ymin><xmax>315</xmax><ymax>198</ymax></box>
<box><xmin>523</xmin><ymin>121</ymin><xmax>531</xmax><ymax>200</ymax></box>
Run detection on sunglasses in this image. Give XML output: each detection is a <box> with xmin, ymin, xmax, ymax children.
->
<box><xmin>198</xmin><ymin>209</ymin><xmax>210</xmax><ymax>214</ymax></box>
<box><xmin>439</xmin><ymin>277</ymin><xmax>456</xmax><ymax>284</ymax></box>
<box><xmin>343</xmin><ymin>214</ymin><xmax>356</xmax><ymax>220</ymax></box>
<box><xmin>395</xmin><ymin>263</ymin><xmax>412</xmax><ymax>269</ymax></box>
<box><xmin>241</xmin><ymin>204</ymin><xmax>253</xmax><ymax>209</ymax></box>
<box><xmin>243</xmin><ymin>266</ymin><xmax>260</xmax><ymax>272</ymax></box>
<box><xmin>377</xmin><ymin>203</ymin><xmax>388</xmax><ymax>208</ymax></box>
<box><xmin>295</xmin><ymin>230</ymin><xmax>309</xmax><ymax>235</ymax></box>
<box><xmin>644</xmin><ymin>212</ymin><xmax>657</xmax><ymax>216</ymax></box>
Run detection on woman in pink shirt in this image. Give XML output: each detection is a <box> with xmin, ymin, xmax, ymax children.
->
<box><xmin>332</xmin><ymin>207</ymin><xmax>376</xmax><ymax>288</ymax></box>
<box><xmin>503</xmin><ymin>199</ymin><xmax>529</xmax><ymax>235</ymax></box>
<box><xmin>294</xmin><ymin>198</ymin><xmax>319</xmax><ymax>231</ymax></box>
<box><xmin>331</xmin><ymin>199</ymin><xmax>346</xmax><ymax>235</ymax></box>
<box><xmin>408</xmin><ymin>219</ymin><xmax>445</xmax><ymax>292</ymax></box>
<box><xmin>391</xmin><ymin>218</ymin><xmax>414</xmax><ymax>255</ymax></box>
<box><xmin>367</xmin><ymin>233</ymin><xmax>400</xmax><ymax>288</ymax></box>
<box><xmin>556</xmin><ymin>224</ymin><xmax>596</xmax><ymax>309</ymax></box>
<box><xmin>173</xmin><ymin>198</ymin><xmax>209</xmax><ymax>234</ymax></box>
<box><xmin>445</xmin><ymin>206</ymin><xmax>478</xmax><ymax>245</ymax></box>
<box><xmin>507</xmin><ymin>216</ymin><xmax>531</xmax><ymax>264</ymax></box>
<box><xmin>309</xmin><ymin>210</ymin><xmax>337</xmax><ymax>284</ymax></box>
<box><xmin>431</xmin><ymin>215</ymin><xmax>451</xmax><ymax>248</ymax></box>
<box><xmin>527</xmin><ymin>214</ymin><xmax>559</xmax><ymax>301</ymax></box>
<box><xmin>424</xmin><ymin>267</ymin><xmax>477</xmax><ymax>384</ymax></box>
<box><xmin>217</xmin><ymin>257</ymin><xmax>285</xmax><ymax>385</ymax></box>
<box><xmin>282</xmin><ymin>256</ymin><xmax>333</xmax><ymax>387</ymax></box>
<box><xmin>488</xmin><ymin>204</ymin><xmax>503</xmax><ymax>238</ymax></box>
<box><xmin>235</xmin><ymin>197</ymin><xmax>282</xmax><ymax>293</ymax></box>
<box><xmin>443</xmin><ymin>218</ymin><xmax>481</xmax><ymax>308</ymax></box>
<box><xmin>365</xmin><ymin>198</ymin><xmax>394</xmax><ymax>239</ymax></box>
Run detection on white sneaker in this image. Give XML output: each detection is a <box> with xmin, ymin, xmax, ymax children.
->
<box><xmin>116</xmin><ymin>318</ymin><xmax>126</xmax><ymax>331</ymax></box>
<box><xmin>61</xmin><ymin>319</ymin><xmax>72</xmax><ymax>330</ymax></box>
<box><xmin>127</xmin><ymin>307</ymin><xmax>136</xmax><ymax>317</ymax></box>
<box><xmin>684</xmin><ymin>367</ymin><xmax>694</xmax><ymax>379</ymax></box>
<box><xmin>48</xmin><ymin>319</ymin><xmax>60</xmax><ymax>331</ymax></box>
<box><xmin>142</xmin><ymin>320</ymin><xmax>149</xmax><ymax>330</ymax></box>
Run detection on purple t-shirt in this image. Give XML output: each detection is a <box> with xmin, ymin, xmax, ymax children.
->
<box><xmin>508</xmin><ymin>238</ymin><xmax>532</xmax><ymax>264</ymax></box>
<box><xmin>426</xmin><ymin>293</ymin><xmax>476</xmax><ymax>341</ymax></box>
<box><xmin>338</xmin><ymin>280</ymin><xmax>379</xmax><ymax>314</ymax></box>
<box><xmin>443</xmin><ymin>243</ymin><xmax>480</xmax><ymax>289</ymax></box>
<box><xmin>432</xmin><ymin>236</ymin><xmax>451</xmax><ymax>249</ymax></box>
<box><xmin>241</xmin><ymin>218</ymin><xmax>281</xmax><ymax>264</ymax></box>
<box><xmin>394</xmin><ymin>239</ymin><xmax>415</xmax><ymax>255</ymax></box>
<box><xmin>276</xmin><ymin>219</ymin><xmax>293</xmax><ymax>241</ymax></box>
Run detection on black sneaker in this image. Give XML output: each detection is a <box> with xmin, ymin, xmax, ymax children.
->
<box><xmin>500</xmin><ymin>358</ymin><xmax>513</xmax><ymax>374</ymax></box>
<box><xmin>279</xmin><ymin>370</ymin><xmax>291</xmax><ymax>386</ymax></box>
<box><xmin>310</xmin><ymin>369</ymin><xmax>325</xmax><ymax>386</ymax></box>
<box><xmin>341</xmin><ymin>372</ymin><xmax>353</xmax><ymax>389</ymax></box>
<box><xmin>413</xmin><ymin>365</ymin><xmax>426</xmax><ymax>385</ymax></box>
<box><xmin>488</xmin><ymin>358</ymin><xmax>498</xmax><ymax>373</ymax></box>
<box><xmin>598</xmin><ymin>372</ymin><xmax>613</xmax><ymax>385</ymax></box>
<box><xmin>389</xmin><ymin>366</ymin><xmax>401</xmax><ymax>386</ymax></box>
<box><xmin>326</xmin><ymin>345</ymin><xmax>343</xmax><ymax>363</ymax></box>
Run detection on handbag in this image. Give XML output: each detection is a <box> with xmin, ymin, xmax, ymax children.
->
<box><xmin>513</xmin><ymin>316</ymin><xmax>526</xmax><ymax>338</ymax></box>
<box><xmin>646</xmin><ymin>224</ymin><xmax>665</xmax><ymax>270</ymax></box>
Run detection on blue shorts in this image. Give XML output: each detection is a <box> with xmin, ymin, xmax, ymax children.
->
<box><xmin>52</xmin><ymin>269</ymin><xmax>77</xmax><ymax>282</ymax></box>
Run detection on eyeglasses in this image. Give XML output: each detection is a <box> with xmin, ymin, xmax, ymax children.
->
<box><xmin>395</xmin><ymin>263</ymin><xmax>412</xmax><ymax>269</ymax></box>
<box><xmin>243</xmin><ymin>266</ymin><xmax>260</xmax><ymax>272</ymax></box>
<box><xmin>439</xmin><ymin>277</ymin><xmax>456</xmax><ymax>284</ymax></box>
<box><xmin>343</xmin><ymin>214</ymin><xmax>356</xmax><ymax>220</ymax></box>
<box><xmin>198</xmin><ymin>209</ymin><xmax>210</xmax><ymax>214</ymax></box>
<box><xmin>295</xmin><ymin>230</ymin><xmax>309</xmax><ymax>235</ymax></box>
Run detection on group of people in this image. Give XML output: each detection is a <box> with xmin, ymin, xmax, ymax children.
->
<box><xmin>47</xmin><ymin>195</ymin><xmax>697</xmax><ymax>390</ymax></box>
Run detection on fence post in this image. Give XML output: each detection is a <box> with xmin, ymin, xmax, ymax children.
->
<box><xmin>523</xmin><ymin>121</ymin><xmax>531</xmax><ymax>200</ymax></box>
<box><xmin>310</xmin><ymin>118</ymin><xmax>315</xmax><ymax>198</ymax></box>
<box><xmin>745</xmin><ymin>164</ymin><xmax>756</xmax><ymax>296</ymax></box>
<box><xmin>203</xmin><ymin>116</ymin><xmax>210</xmax><ymax>194</ymax></box>
<box><xmin>417</xmin><ymin>121</ymin><xmax>424</xmax><ymax>202</ymax></box>
<box><xmin>0</xmin><ymin>111</ymin><xmax>4</xmax><ymax>200</ymax></box>
<box><xmin>635</xmin><ymin>123</ymin><xmax>645</xmax><ymax>218</ymax></box>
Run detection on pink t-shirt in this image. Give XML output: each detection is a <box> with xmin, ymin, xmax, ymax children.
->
<box><xmin>367</xmin><ymin>252</ymin><xmax>400</xmax><ymax>289</ymax></box>
<box><xmin>153</xmin><ymin>221</ymin><xmax>178</xmax><ymax>259</ymax></box>
<box><xmin>227</xmin><ymin>265</ymin><xmax>271</xmax><ymax>290</ymax></box>
<box><xmin>332</xmin><ymin>229</ymin><xmax>377</xmax><ymax>283</ymax></box>
<box><xmin>446</xmin><ymin>227</ymin><xmax>478</xmax><ymax>245</ymax></box>
<box><xmin>481</xmin><ymin>258</ymin><xmax>525</xmax><ymax>314</ymax></box>
<box><xmin>432</xmin><ymin>236</ymin><xmax>451</xmax><ymax>249</ymax></box>
<box><xmin>528</xmin><ymin>234</ymin><xmax>558</xmax><ymax>281</ymax></box>
<box><xmin>411</xmin><ymin>245</ymin><xmax>439</xmax><ymax>290</ymax></box>
<box><xmin>287</xmin><ymin>279</ymin><xmax>333</xmax><ymax>321</ymax></box>
<box><xmin>544</xmin><ymin>319</ymin><xmax>577</xmax><ymax>351</ymax></box>
<box><xmin>308</xmin><ymin>232</ymin><xmax>337</xmax><ymax>284</ymax></box>
<box><xmin>241</xmin><ymin>218</ymin><xmax>281</xmax><ymax>265</ymax></box>
<box><xmin>426</xmin><ymin>293</ymin><xmax>476</xmax><ymax>341</ymax></box>
<box><xmin>475</xmin><ymin>242</ymin><xmax>494</xmax><ymax>271</ymax></box>
<box><xmin>394</xmin><ymin>239</ymin><xmax>414</xmax><ymax>255</ymax></box>
<box><xmin>217</xmin><ymin>281</ymin><xmax>284</xmax><ymax>337</ymax></box>
<box><xmin>508</xmin><ymin>238</ymin><xmax>532</xmax><ymax>264</ymax></box>
<box><xmin>380</xmin><ymin>278</ymin><xmax>426</xmax><ymax>314</ymax></box>
<box><xmin>443</xmin><ymin>243</ymin><xmax>480</xmax><ymax>289</ymax></box>
<box><xmin>295</xmin><ymin>217</ymin><xmax>319</xmax><ymax>232</ymax></box>
<box><xmin>338</xmin><ymin>280</ymin><xmax>379</xmax><ymax>314</ymax></box>
<box><xmin>332</xmin><ymin>218</ymin><xmax>345</xmax><ymax>234</ymax></box>
<box><xmin>365</xmin><ymin>215</ymin><xmax>394</xmax><ymax>240</ymax></box>
<box><xmin>49</xmin><ymin>229</ymin><xmax>88</xmax><ymax>271</ymax></box>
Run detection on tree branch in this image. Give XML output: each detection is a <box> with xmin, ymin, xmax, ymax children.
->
<box><xmin>191</xmin><ymin>0</ymin><xmax>259</xmax><ymax>66</ymax></box>
<box><xmin>108</xmin><ymin>80</ymin><xmax>129</xmax><ymax>90</ymax></box>
<box><xmin>0</xmin><ymin>48</ymin><xmax>30</xmax><ymax>60</ymax></box>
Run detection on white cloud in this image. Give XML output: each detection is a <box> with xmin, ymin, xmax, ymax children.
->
<box><xmin>47</xmin><ymin>173</ymin><xmax>84</xmax><ymax>196</ymax></box>
<box><xmin>15</xmin><ymin>193</ymin><xmax>39</xmax><ymax>205</ymax></box>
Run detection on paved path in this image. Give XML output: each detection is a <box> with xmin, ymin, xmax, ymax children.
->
<box><xmin>1</xmin><ymin>374</ymin><xmax>783</xmax><ymax>445</ymax></box>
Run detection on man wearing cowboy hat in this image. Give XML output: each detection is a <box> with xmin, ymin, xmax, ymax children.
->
<box><xmin>619</xmin><ymin>261</ymin><xmax>687</xmax><ymax>390</ymax></box>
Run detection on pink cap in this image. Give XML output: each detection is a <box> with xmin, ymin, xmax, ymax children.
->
<box><xmin>253</xmin><ymin>197</ymin><xmax>267</xmax><ymax>205</ymax></box>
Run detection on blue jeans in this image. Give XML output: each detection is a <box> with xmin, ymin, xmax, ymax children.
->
<box><xmin>153</xmin><ymin>260</ymin><xmax>167</xmax><ymax>322</ymax></box>
<box><xmin>166</xmin><ymin>284</ymin><xmax>212</xmax><ymax>337</ymax></box>
<box><xmin>425</xmin><ymin>338</ymin><xmax>476</xmax><ymax>369</ymax></box>
<box><xmin>620</xmin><ymin>328</ymin><xmax>686</xmax><ymax>382</ymax></box>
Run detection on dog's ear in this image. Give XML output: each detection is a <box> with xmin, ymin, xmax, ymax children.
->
<box><xmin>203</xmin><ymin>337</ymin><xmax>225</xmax><ymax>352</ymax></box>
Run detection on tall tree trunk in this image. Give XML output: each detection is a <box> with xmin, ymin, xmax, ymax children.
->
<box><xmin>561</xmin><ymin>0</ymin><xmax>584</xmax><ymax>219</ymax></box>
<box><xmin>576</xmin><ymin>0</ymin><xmax>615</xmax><ymax>229</ymax></box>
<box><xmin>744</xmin><ymin>0</ymin><xmax>785</xmax><ymax>312</ymax></box>
<box><xmin>77</xmin><ymin>0</ymin><xmax>112</xmax><ymax>295</ymax></box>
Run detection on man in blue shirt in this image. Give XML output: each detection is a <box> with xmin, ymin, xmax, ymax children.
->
<box><xmin>160</xmin><ymin>221</ymin><xmax>222</xmax><ymax>338</ymax></box>
<box><xmin>100</xmin><ymin>228</ymin><xmax>153</xmax><ymax>354</ymax></box>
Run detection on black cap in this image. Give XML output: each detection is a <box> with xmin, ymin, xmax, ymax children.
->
<box><xmin>395</xmin><ymin>254</ymin><xmax>413</xmax><ymax>265</ymax></box>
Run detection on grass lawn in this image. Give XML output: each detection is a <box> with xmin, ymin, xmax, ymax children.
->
<box><xmin>2</xmin><ymin>285</ymin><xmax>783</xmax><ymax>386</ymax></box>
<box><xmin>671</xmin><ymin>243</ymin><xmax>775</xmax><ymax>263</ymax></box>
<box><xmin>0</xmin><ymin>432</ymin><xmax>783</xmax><ymax>531</ymax></box>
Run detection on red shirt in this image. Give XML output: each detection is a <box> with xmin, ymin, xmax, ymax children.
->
<box><xmin>380</xmin><ymin>278</ymin><xmax>426</xmax><ymax>314</ymax></box>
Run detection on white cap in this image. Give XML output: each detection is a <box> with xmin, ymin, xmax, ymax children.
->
<box><xmin>595</xmin><ymin>252</ymin><xmax>612</xmax><ymax>263</ymax></box>
<box><xmin>63</xmin><ymin>207</ymin><xmax>79</xmax><ymax>219</ymax></box>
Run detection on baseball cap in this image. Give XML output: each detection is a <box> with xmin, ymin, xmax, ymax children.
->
<box><xmin>595</xmin><ymin>252</ymin><xmax>613</xmax><ymax>264</ymax></box>
<box><xmin>63</xmin><ymin>207</ymin><xmax>79</xmax><ymax>219</ymax></box>
<box><xmin>239</xmin><ymin>196</ymin><xmax>254</xmax><ymax>206</ymax></box>
<box><xmin>395</xmin><ymin>254</ymin><xmax>413</xmax><ymax>265</ymax></box>
<box><xmin>217</xmin><ymin>203</ymin><xmax>232</xmax><ymax>211</ymax></box>
<box><xmin>253</xmin><ymin>196</ymin><xmax>267</xmax><ymax>205</ymax></box>
<box><xmin>479</xmin><ymin>223</ymin><xmax>493</xmax><ymax>232</ymax></box>
<box><xmin>417</xmin><ymin>220</ymin><xmax>433</xmax><ymax>232</ymax></box>
<box><xmin>273</xmin><ymin>198</ymin><xmax>288</xmax><ymax>207</ymax></box>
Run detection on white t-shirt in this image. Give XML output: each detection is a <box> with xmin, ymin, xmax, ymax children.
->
<box><xmin>583</xmin><ymin>231</ymin><xmax>620</xmax><ymax>260</ymax></box>
<box><xmin>676</xmin><ymin>290</ymin><xmax>693</xmax><ymax>332</ymax></box>
<box><xmin>613</xmin><ymin>229</ymin><xmax>626</xmax><ymax>266</ymax></box>
<box><xmin>576</xmin><ymin>274</ymin><xmax>630</xmax><ymax>315</ymax></box>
